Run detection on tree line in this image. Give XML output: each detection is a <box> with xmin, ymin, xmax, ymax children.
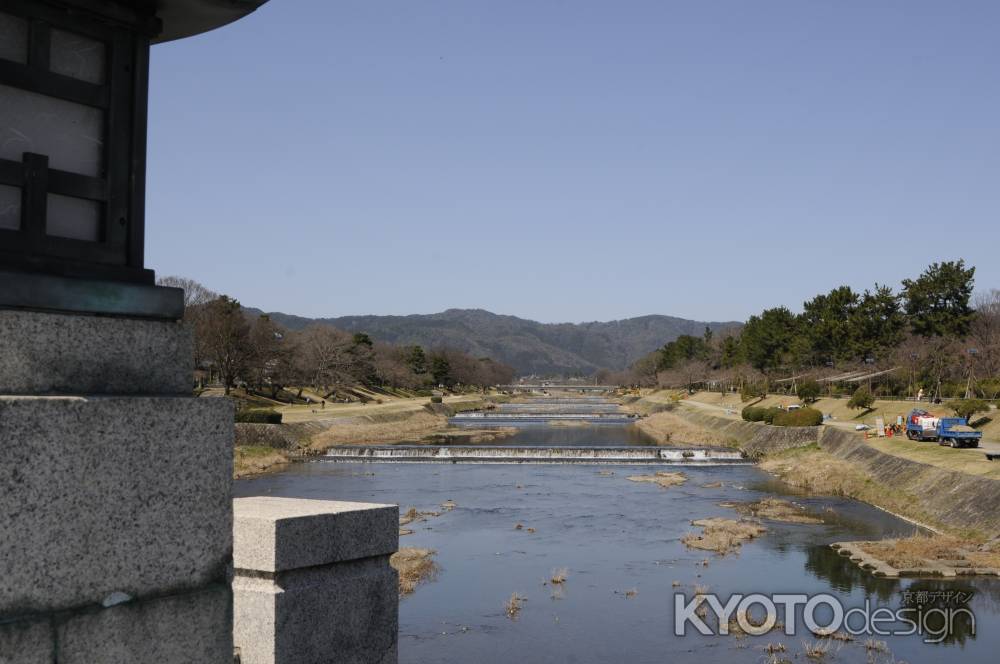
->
<box><xmin>604</xmin><ymin>261</ymin><xmax>1000</xmax><ymax>400</ymax></box>
<box><xmin>158</xmin><ymin>277</ymin><xmax>516</xmax><ymax>398</ymax></box>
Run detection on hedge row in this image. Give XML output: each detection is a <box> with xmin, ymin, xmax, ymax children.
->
<box><xmin>742</xmin><ymin>406</ymin><xmax>823</xmax><ymax>427</ymax></box>
<box><xmin>742</xmin><ymin>406</ymin><xmax>780</xmax><ymax>423</ymax></box>
<box><xmin>773</xmin><ymin>407</ymin><xmax>824</xmax><ymax>427</ymax></box>
<box><xmin>235</xmin><ymin>409</ymin><xmax>283</xmax><ymax>424</ymax></box>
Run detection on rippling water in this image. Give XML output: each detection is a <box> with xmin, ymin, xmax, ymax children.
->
<box><xmin>235</xmin><ymin>400</ymin><xmax>1000</xmax><ymax>663</ymax></box>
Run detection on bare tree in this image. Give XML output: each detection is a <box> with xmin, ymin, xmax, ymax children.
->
<box><xmin>157</xmin><ymin>276</ymin><xmax>220</xmax><ymax>382</ymax></box>
<box><xmin>970</xmin><ymin>290</ymin><xmax>1000</xmax><ymax>382</ymax></box>
<box><xmin>373</xmin><ymin>342</ymin><xmax>424</xmax><ymax>390</ymax></box>
<box><xmin>246</xmin><ymin>315</ymin><xmax>295</xmax><ymax>399</ymax></box>
<box><xmin>893</xmin><ymin>334</ymin><xmax>963</xmax><ymax>400</ymax></box>
<box><xmin>156</xmin><ymin>275</ymin><xmax>218</xmax><ymax>308</ymax></box>
<box><xmin>199</xmin><ymin>296</ymin><xmax>252</xmax><ymax>395</ymax></box>
<box><xmin>294</xmin><ymin>325</ymin><xmax>376</xmax><ymax>395</ymax></box>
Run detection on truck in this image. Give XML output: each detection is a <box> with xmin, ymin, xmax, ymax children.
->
<box><xmin>905</xmin><ymin>409</ymin><xmax>982</xmax><ymax>448</ymax></box>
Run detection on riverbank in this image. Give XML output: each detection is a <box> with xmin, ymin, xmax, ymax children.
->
<box><xmin>684</xmin><ymin>390</ymin><xmax>1000</xmax><ymax>443</ymax></box>
<box><xmin>629</xmin><ymin>409</ymin><xmax>739</xmax><ymax>446</ymax></box>
<box><xmin>629</xmin><ymin>391</ymin><xmax>1000</xmax><ymax>539</ymax></box>
<box><xmin>232</xmin><ymin>394</ymin><xmax>514</xmax><ymax>478</ymax></box>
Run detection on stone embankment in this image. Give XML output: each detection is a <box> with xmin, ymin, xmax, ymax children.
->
<box><xmin>666</xmin><ymin>406</ymin><xmax>1000</xmax><ymax>538</ymax></box>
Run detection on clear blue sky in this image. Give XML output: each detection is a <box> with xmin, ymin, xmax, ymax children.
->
<box><xmin>146</xmin><ymin>1</ymin><xmax>999</xmax><ymax>324</ymax></box>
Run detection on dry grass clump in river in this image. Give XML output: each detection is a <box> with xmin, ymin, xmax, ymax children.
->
<box><xmin>549</xmin><ymin>568</ymin><xmax>568</xmax><ymax>585</ymax></box>
<box><xmin>398</xmin><ymin>501</ymin><xmax>457</xmax><ymax>536</ymax></box>
<box><xmin>626</xmin><ymin>471</ymin><xmax>688</xmax><ymax>489</ymax></box>
<box><xmin>858</xmin><ymin>534</ymin><xmax>1000</xmax><ymax>571</ymax></box>
<box><xmin>399</xmin><ymin>507</ymin><xmax>434</xmax><ymax>527</ymax></box>
<box><xmin>727</xmin><ymin>606</ymin><xmax>784</xmax><ymax>638</ymax></box>
<box><xmin>801</xmin><ymin>640</ymin><xmax>833</xmax><ymax>660</ymax></box>
<box><xmin>505</xmin><ymin>593</ymin><xmax>525</xmax><ymax>619</ymax></box>
<box><xmin>731</xmin><ymin>497</ymin><xmax>824</xmax><ymax>524</ymax></box>
<box><xmin>391</xmin><ymin>547</ymin><xmax>437</xmax><ymax>596</ymax></box>
<box><xmin>682</xmin><ymin>518</ymin><xmax>766</xmax><ymax>555</ymax></box>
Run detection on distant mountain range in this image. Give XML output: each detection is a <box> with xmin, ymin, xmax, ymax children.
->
<box><xmin>245</xmin><ymin>307</ymin><xmax>740</xmax><ymax>376</ymax></box>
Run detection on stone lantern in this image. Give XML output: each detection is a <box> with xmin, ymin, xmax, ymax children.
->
<box><xmin>1</xmin><ymin>3</ymin><xmax>267</xmax><ymax>663</ymax></box>
<box><xmin>0</xmin><ymin>0</ymin><xmax>266</xmax><ymax>317</ymax></box>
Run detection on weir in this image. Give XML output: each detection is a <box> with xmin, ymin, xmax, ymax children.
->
<box><xmin>324</xmin><ymin>445</ymin><xmax>750</xmax><ymax>465</ymax></box>
<box><xmin>450</xmin><ymin>412</ymin><xmax>637</xmax><ymax>425</ymax></box>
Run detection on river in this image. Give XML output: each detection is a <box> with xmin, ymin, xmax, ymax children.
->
<box><xmin>235</xmin><ymin>396</ymin><xmax>1000</xmax><ymax>663</ymax></box>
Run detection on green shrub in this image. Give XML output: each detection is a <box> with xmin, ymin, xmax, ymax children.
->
<box><xmin>773</xmin><ymin>407</ymin><xmax>824</xmax><ymax>427</ymax></box>
<box><xmin>847</xmin><ymin>386</ymin><xmax>875</xmax><ymax>411</ymax></box>
<box><xmin>742</xmin><ymin>406</ymin><xmax>784</xmax><ymax>423</ymax></box>
<box><xmin>946</xmin><ymin>399</ymin><xmax>989</xmax><ymax>423</ymax></box>
<box><xmin>430</xmin><ymin>396</ymin><xmax>443</xmax><ymax>404</ymax></box>
<box><xmin>796</xmin><ymin>380</ymin><xmax>822</xmax><ymax>404</ymax></box>
<box><xmin>761</xmin><ymin>407</ymin><xmax>782</xmax><ymax>424</ymax></box>
<box><xmin>235</xmin><ymin>409</ymin><xmax>283</xmax><ymax>424</ymax></box>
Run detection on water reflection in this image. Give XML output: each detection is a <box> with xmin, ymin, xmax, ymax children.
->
<box><xmin>804</xmin><ymin>546</ymin><xmax>1000</xmax><ymax>646</ymax></box>
<box><xmin>806</xmin><ymin>544</ymin><xmax>900</xmax><ymax>601</ymax></box>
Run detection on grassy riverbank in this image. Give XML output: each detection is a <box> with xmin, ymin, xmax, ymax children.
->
<box><xmin>685</xmin><ymin>390</ymin><xmax>1000</xmax><ymax>442</ymax></box>
<box><xmin>234</xmin><ymin>445</ymin><xmax>291</xmax><ymax>477</ymax></box>
<box><xmin>628</xmin><ymin>390</ymin><xmax>1000</xmax><ymax>541</ymax></box>
<box><xmin>665</xmin><ymin>390</ymin><xmax>1000</xmax><ymax>478</ymax></box>
<box><xmin>630</xmin><ymin>409</ymin><xmax>739</xmax><ymax>446</ymax></box>
<box><xmin>231</xmin><ymin>392</ymin><xmax>513</xmax><ymax>478</ymax></box>
<box><xmin>757</xmin><ymin>443</ymin><xmax>942</xmax><ymax>531</ymax></box>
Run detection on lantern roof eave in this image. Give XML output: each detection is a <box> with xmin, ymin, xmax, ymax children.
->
<box><xmin>150</xmin><ymin>0</ymin><xmax>268</xmax><ymax>43</ymax></box>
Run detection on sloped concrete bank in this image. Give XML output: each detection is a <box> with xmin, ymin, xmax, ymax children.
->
<box><xmin>673</xmin><ymin>408</ymin><xmax>1000</xmax><ymax>537</ymax></box>
<box><xmin>818</xmin><ymin>427</ymin><xmax>1000</xmax><ymax>536</ymax></box>
<box><xmin>661</xmin><ymin>408</ymin><xmax>819</xmax><ymax>454</ymax></box>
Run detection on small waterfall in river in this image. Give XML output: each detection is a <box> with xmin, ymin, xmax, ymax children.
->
<box><xmin>326</xmin><ymin>394</ymin><xmax>750</xmax><ymax>463</ymax></box>
<box><xmin>324</xmin><ymin>445</ymin><xmax>748</xmax><ymax>464</ymax></box>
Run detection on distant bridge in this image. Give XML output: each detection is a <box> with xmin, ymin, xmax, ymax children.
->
<box><xmin>500</xmin><ymin>384</ymin><xmax>619</xmax><ymax>392</ymax></box>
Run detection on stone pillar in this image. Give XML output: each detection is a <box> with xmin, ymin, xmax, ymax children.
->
<box><xmin>0</xmin><ymin>310</ymin><xmax>234</xmax><ymax>663</ymax></box>
<box><xmin>232</xmin><ymin>497</ymin><xmax>399</xmax><ymax>664</ymax></box>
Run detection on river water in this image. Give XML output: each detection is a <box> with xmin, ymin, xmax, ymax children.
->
<box><xmin>234</xmin><ymin>397</ymin><xmax>1000</xmax><ymax>664</ymax></box>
